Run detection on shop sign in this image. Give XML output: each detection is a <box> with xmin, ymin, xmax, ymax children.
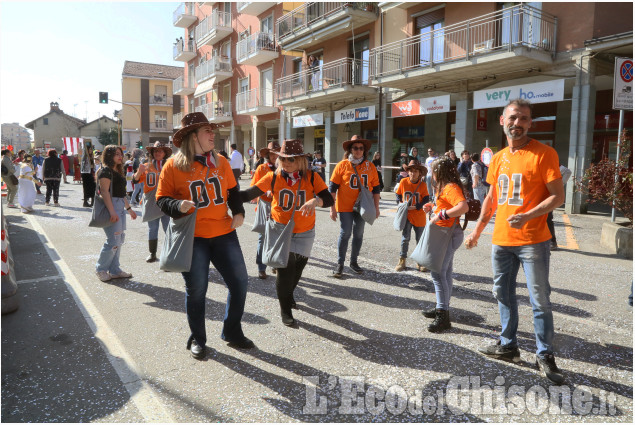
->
<box><xmin>334</xmin><ymin>106</ymin><xmax>375</xmax><ymax>123</ymax></box>
<box><xmin>314</xmin><ymin>128</ymin><xmax>325</xmax><ymax>138</ymax></box>
<box><xmin>473</xmin><ymin>79</ymin><xmax>565</xmax><ymax>109</ymax></box>
<box><xmin>293</xmin><ymin>113</ymin><xmax>323</xmax><ymax>128</ymax></box>
<box><xmin>613</xmin><ymin>57</ymin><xmax>633</xmax><ymax>110</ymax></box>
<box><xmin>392</xmin><ymin>99</ymin><xmax>420</xmax><ymax>117</ymax></box>
<box><xmin>391</xmin><ymin>95</ymin><xmax>450</xmax><ymax>117</ymax></box>
<box><xmin>476</xmin><ymin>109</ymin><xmax>488</xmax><ymax>131</ymax></box>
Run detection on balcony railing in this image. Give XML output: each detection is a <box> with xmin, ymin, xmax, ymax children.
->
<box><xmin>173</xmin><ymin>2</ymin><xmax>197</xmax><ymax>27</ymax></box>
<box><xmin>277</xmin><ymin>2</ymin><xmax>378</xmax><ymax>40</ymax></box>
<box><xmin>276</xmin><ymin>58</ymin><xmax>370</xmax><ymax>101</ymax></box>
<box><xmin>149</xmin><ymin>95</ymin><xmax>173</xmax><ymax>106</ymax></box>
<box><xmin>369</xmin><ymin>4</ymin><xmax>556</xmax><ymax>78</ymax></box>
<box><xmin>195</xmin><ymin>10</ymin><xmax>232</xmax><ymax>46</ymax></box>
<box><xmin>195</xmin><ymin>56</ymin><xmax>232</xmax><ymax>83</ymax></box>
<box><xmin>236</xmin><ymin>88</ymin><xmax>276</xmax><ymax>112</ymax></box>
<box><xmin>173</xmin><ymin>38</ymin><xmax>196</xmax><ymax>61</ymax></box>
<box><xmin>173</xmin><ymin>112</ymin><xmax>183</xmax><ymax>129</ymax></box>
<box><xmin>237</xmin><ymin>32</ymin><xmax>277</xmax><ymax>63</ymax></box>
<box><xmin>150</xmin><ymin>122</ymin><xmax>174</xmax><ymax>132</ymax></box>
<box><xmin>195</xmin><ymin>101</ymin><xmax>232</xmax><ymax>121</ymax></box>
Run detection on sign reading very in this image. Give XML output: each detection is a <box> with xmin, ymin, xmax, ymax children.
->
<box><xmin>391</xmin><ymin>95</ymin><xmax>450</xmax><ymax>117</ymax></box>
<box><xmin>613</xmin><ymin>57</ymin><xmax>633</xmax><ymax>110</ymax></box>
<box><xmin>334</xmin><ymin>106</ymin><xmax>375</xmax><ymax>124</ymax></box>
<box><xmin>293</xmin><ymin>113</ymin><xmax>323</xmax><ymax>128</ymax></box>
<box><xmin>473</xmin><ymin>80</ymin><xmax>565</xmax><ymax>109</ymax></box>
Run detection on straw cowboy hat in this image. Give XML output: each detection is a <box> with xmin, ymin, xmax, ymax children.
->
<box><xmin>404</xmin><ymin>159</ymin><xmax>427</xmax><ymax>175</ymax></box>
<box><xmin>146</xmin><ymin>141</ymin><xmax>173</xmax><ymax>158</ymax></box>
<box><xmin>259</xmin><ymin>141</ymin><xmax>281</xmax><ymax>158</ymax></box>
<box><xmin>172</xmin><ymin>112</ymin><xmax>214</xmax><ymax>148</ymax></box>
<box><xmin>342</xmin><ymin>134</ymin><xmax>372</xmax><ymax>152</ymax></box>
<box><xmin>276</xmin><ymin>139</ymin><xmax>306</xmax><ymax>157</ymax></box>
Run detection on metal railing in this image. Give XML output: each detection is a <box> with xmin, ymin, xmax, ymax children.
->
<box><xmin>276</xmin><ymin>57</ymin><xmax>370</xmax><ymax>100</ymax></box>
<box><xmin>236</xmin><ymin>2</ymin><xmax>250</xmax><ymax>13</ymax></box>
<box><xmin>173</xmin><ymin>38</ymin><xmax>196</xmax><ymax>59</ymax></box>
<box><xmin>173</xmin><ymin>76</ymin><xmax>193</xmax><ymax>93</ymax></box>
<box><xmin>277</xmin><ymin>2</ymin><xmax>378</xmax><ymax>40</ymax></box>
<box><xmin>195</xmin><ymin>101</ymin><xmax>232</xmax><ymax>120</ymax></box>
<box><xmin>195</xmin><ymin>56</ymin><xmax>232</xmax><ymax>83</ymax></box>
<box><xmin>150</xmin><ymin>122</ymin><xmax>174</xmax><ymax>132</ymax></box>
<box><xmin>173</xmin><ymin>112</ymin><xmax>183</xmax><ymax>128</ymax></box>
<box><xmin>369</xmin><ymin>4</ymin><xmax>557</xmax><ymax>78</ymax></box>
<box><xmin>236</xmin><ymin>88</ymin><xmax>276</xmax><ymax>112</ymax></box>
<box><xmin>237</xmin><ymin>32</ymin><xmax>277</xmax><ymax>62</ymax></box>
<box><xmin>195</xmin><ymin>10</ymin><xmax>232</xmax><ymax>44</ymax></box>
<box><xmin>149</xmin><ymin>95</ymin><xmax>173</xmax><ymax>105</ymax></box>
<box><xmin>173</xmin><ymin>2</ymin><xmax>195</xmax><ymax>25</ymax></box>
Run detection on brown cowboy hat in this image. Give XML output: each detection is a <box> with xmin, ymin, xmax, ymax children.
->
<box><xmin>276</xmin><ymin>139</ymin><xmax>305</xmax><ymax>157</ymax></box>
<box><xmin>404</xmin><ymin>159</ymin><xmax>426</xmax><ymax>174</ymax></box>
<box><xmin>172</xmin><ymin>112</ymin><xmax>214</xmax><ymax>148</ymax></box>
<box><xmin>342</xmin><ymin>134</ymin><xmax>372</xmax><ymax>152</ymax></box>
<box><xmin>146</xmin><ymin>141</ymin><xmax>173</xmax><ymax>158</ymax></box>
<box><xmin>259</xmin><ymin>141</ymin><xmax>280</xmax><ymax>158</ymax></box>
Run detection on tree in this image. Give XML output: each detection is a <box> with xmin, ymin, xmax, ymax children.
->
<box><xmin>99</xmin><ymin>127</ymin><xmax>121</xmax><ymax>147</ymax></box>
<box><xmin>577</xmin><ymin>129</ymin><xmax>633</xmax><ymax>224</ymax></box>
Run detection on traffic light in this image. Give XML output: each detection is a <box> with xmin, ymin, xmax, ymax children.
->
<box><xmin>99</xmin><ymin>92</ymin><xmax>108</xmax><ymax>104</ymax></box>
<box><xmin>136</xmin><ymin>141</ymin><xmax>142</xmax><ymax>149</ymax></box>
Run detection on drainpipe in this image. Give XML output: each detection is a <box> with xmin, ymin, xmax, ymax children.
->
<box><xmin>378</xmin><ymin>9</ymin><xmax>384</xmax><ymax>189</ymax></box>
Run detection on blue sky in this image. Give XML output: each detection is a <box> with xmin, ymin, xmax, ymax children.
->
<box><xmin>0</xmin><ymin>1</ymin><xmax>183</xmax><ymax>129</ymax></box>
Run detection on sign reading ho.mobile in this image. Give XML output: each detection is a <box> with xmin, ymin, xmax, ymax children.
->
<box><xmin>334</xmin><ymin>106</ymin><xmax>376</xmax><ymax>124</ymax></box>
<box><xmin>473</xmin><ymin>79</ymin><xmax>565</xmax><ymax>109</ymax></box>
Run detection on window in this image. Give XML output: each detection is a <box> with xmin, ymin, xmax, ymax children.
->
<box><xmin>154</xmin><ymin>85</ymin><xmax>167</xmax><ymax>103</ymax></box>
<box><xmin>416</xmin><ymin>8</ymin><xmax>445</xmax><ymax>65</ymax></box>
<box><xmin>155</xmin><ymin>111</ymin><xmax>167</xmax><ymax>129</ymax></box>
<box><xmin>239</xmin><ymin>77</ymin><xmax>249</xmax><ymax>93</ymax></box>
<box><xmin>349</xmin><ymin>38</ymin><xmax>369</xmax><ymax>84</ymax></box>
<box><xmin>261</xmin><ymin>14</ymin><xmax>273</xmax><ymax>34</ymax></box>
<box><xmin>43</xmin><ymin>118</ymin><xmax>48</xmax><ymax>125</ymax></box>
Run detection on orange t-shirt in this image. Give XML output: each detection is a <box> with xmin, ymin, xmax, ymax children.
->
<box><xmin>487</xmin><ymin>139</ymin><xmax>562</xmax><ymax>246</ymax></box>
<box><xmin>136</xmin><ymin>161</ymin><xmax>166</xmax><ymax>194</ymax></box>
<box><xmin>255</xmin><ymin>171</ymin><xmax>328</xmax><ymax>234</ymax></box>
<box><xmin>251</xmin><ymin>162</ymin><xmax>275</xmax><ymax>202</ymax></box>
<box><xmin>395</xmin><ymin>177</ymin><xmax>429</xmax><ymax>227</ymax></box>
<box><xmin>330</xmin><ymin>160</ymin><xmax>379</xmax><ymax>212</ymax></box>
<box><xmin>156</xmin><ymin>154</ymin><xmax>237</xmax><ymax>238</ymax></box>
<box><xmin>433</xmin><ymin>183</ymin><xmax>465</xmax><ymax>228</ymax></box>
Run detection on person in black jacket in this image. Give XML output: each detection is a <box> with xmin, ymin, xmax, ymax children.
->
<box><xmin>42</xmin><ymin>149</ymin><xmax>63</xmax><ymax>206</ymax></box>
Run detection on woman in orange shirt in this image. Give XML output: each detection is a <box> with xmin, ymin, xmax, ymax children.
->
<box><xmin>422</xmin><ymin>156</ymin><xmax>468</xmax><ymax>332</ymax></box>
<box><xmin>241</xmin><ymin>140</ymin><xmax>334</xmax><ymax>327</ymax></box>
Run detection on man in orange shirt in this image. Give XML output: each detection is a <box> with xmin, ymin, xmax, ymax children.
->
<box><xmin>465</xmin><ymin>99</ymin><xmax>565</xmax><ymax>384</ymax></box>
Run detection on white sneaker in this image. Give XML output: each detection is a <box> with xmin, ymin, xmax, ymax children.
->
<box><xmin>111</xmin><ymin>271</ymin><xmax>132</xmax><ymax>279</ymax></box>
<box><xmin>96</xmin><ymin>270</ymin><xmax>111</xmax><ymax>282</ymax></box>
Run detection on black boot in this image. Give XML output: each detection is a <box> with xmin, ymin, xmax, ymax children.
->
<box><xmin>83</xmin><ymin>199</ymin><xmax>90</xmax><ymax>207</ymax></box>
<box><xmin>421</xmin><ymin>306</ymin><xmax>437</xmax><ymax>318</ymax></box>
<box><xmin>146</xmin><ymin>240</ymin><xmax>158</xmax><ymax>263</ymax></box>
<box><xmin>427</xmin><ymin>309</ymin><xmax>451</xmax><ymax>333</ymax></box>
<box><xmin>88</xmin><ymin>197</ymin><xmax>94</xmax><ymax>207</ymax></box>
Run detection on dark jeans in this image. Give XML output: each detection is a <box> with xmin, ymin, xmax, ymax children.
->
<box><xmin>232</xmin><ymin>168</ymin><xmax>241</xmax><ymax>190</ymax></box>
<box><xmin>546</xmin><ymin>211</ymin><xmax>557</xmax><ymax>243</ymax></box>
<box><xmin>81</xmin><ymin>173</ymin><xmax>96</xmax><ymax>201</ymax></box>
<box><xmin>183</xmin><ymin>231</ymin><xmax>249</xmax><ymax>346</ymax></box>
<box><xmin>276</xmin><ymin>252</ymin><xmax>309</xmax><ymax>313</ymax></box>
<box><xmin>45</xmin><ymin>180</ymin><xmax>60</xmax><ymax>203</ymax></box>
<box><xmin>337</xmin><ymin>211</ymin><xmax>365</xmax><ymax>265</ymax></box>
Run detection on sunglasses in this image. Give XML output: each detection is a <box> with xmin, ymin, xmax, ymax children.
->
<box><xmin>280</xmin><ymin>157</ymin><xmax>295</xmax><ymax>163</ymax></box>
<box><xmin>351</xmin><ymin>146</ymin><xmax>365</xmax><ymax>151</ymax></box>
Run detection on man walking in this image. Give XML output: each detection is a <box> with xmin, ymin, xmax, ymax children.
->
<box><xmin>465</xmin><ymin>99</ymin><xmax>565</xmax><ymax>384</ymax></box>
<box><xmin>457</xmin><ymin>150</ymin><xmax>473</xmax><ymax>198</ymax></box>
<box><xmin>470</xmin><ymin>153</ymin><xmax>488</xmax><ymax>204</ymax></box>
<box><xmin>424</xmin><ymin>148</ymin><xmax>437</xmax><ymax>200</ymax></box>
<box><xmin>229</xmin><ymin>143</ymin><xmax>244</xmax><ymax>189</ymax></box>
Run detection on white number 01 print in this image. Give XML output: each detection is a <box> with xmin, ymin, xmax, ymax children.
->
<box><xmin>497</xmin><ymin>173</ymin><xmax>524</xmax><ymax>206</ymax></box>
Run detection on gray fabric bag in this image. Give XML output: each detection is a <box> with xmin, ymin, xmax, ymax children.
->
<box><xmin>252</xmin><ymin>198</ymin><xmax>271</xmax><ymax>233</ymax></box>
<box><xmin>393</xmin><ymin>179</ymin><xmax>423</xmax><ymax>231</ymax></box>
<box><xmin>89</xmin><ymin>170</ymin><xmax>114</xmax><ymax>228</ymax></box>
<box><xmin>262</xmin><ymin>173</ymin><xmax>299</xmax><ymax>269</ymax></box>
<box><xmin>352</xmin><ymin>164</ymin><xmax>377</xmax><ymax>225</ymax></box>
<box><xmin>141</xmin><ymin>187</ymin><xmax>164</xmax><ymax>223</ymax></box>
<box><xmin>410</xmin><ymin>215</ymin><xmax>459</xmax><ymax>273</ymax></box>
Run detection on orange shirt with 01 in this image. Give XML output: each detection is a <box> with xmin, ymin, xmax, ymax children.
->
<box><xmin>250</xmin><ymin>162</ymin><xmax>275</xmax><ymax>202</ymax></box>
<box><xmin>433</xmin><ymin>183</ymin><xmax>466</xmax><ymax>228</ymax></box>
<box><xmin>136</xmin><ymin>161</ymin><xmax>164</xmax><ymax>194</ymax></box>
<box><xmin>395</xmin><ymin>177</ymin><xmax>429</xmax><ymax>228</ymax></box>
<box><xmin>330</xmin><ymin>160</ymin><xmax>379</xmax><ymax>212</ymax></box>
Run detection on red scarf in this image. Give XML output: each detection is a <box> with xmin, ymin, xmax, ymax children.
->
<box><xmin>281</xmin><ymin>170</ymin><xmax>301</xmax><ymax>187</ymax></box>
<box><xmin>154</xmin><ymin>160</ymin><xmax>163</xmax><ymax>173</ymax></box>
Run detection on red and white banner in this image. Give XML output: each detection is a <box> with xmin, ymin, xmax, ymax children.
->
<box><xmin>62</xmin><ymin>137</ymin><xmax>83</xmax><ymax>155</ymax></box>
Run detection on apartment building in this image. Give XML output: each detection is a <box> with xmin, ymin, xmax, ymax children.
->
<box><xmin>121</xmin><ymin>61</ymin><xmax>184</xmax><ymax>151</ymax></box>
<box><xmin>1</xmin><ymin>123</ymin><xmax>32</xmax><ymax>152</ymax></box>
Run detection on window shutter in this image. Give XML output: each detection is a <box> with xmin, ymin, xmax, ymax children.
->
<box><xmin>416</xmin><ymin>8</ymin><xmax>445</xmax><ymax>29</ymax></box>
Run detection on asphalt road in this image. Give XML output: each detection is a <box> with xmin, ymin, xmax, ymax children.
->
<box><xmin>2</xmin><ymin>178</ymin><xmax>632</xmax><ymax>422</ymax></box>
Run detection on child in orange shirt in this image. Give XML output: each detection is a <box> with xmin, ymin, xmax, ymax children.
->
<box><xmin>422</xmin><ymin>156</ymin><xmax>468</xmax><ymax>332</ymax></box>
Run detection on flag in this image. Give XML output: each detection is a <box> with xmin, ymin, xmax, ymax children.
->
<box><xmin>62</xmin><ymin>137</ymin><xmax>83</xmax><ymax>155</ymax></box>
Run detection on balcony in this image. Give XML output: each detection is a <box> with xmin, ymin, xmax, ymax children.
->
<box><xmin>173</xmin><ymin>38</ymin><xmax>196</xmax><ymax>61</ymax></box>
<box><xmin>195</xmin><ymin>56</ymin><xmax>233</xmax><ymax>84</ymax></box>
<box><xmin>237</xmin><ymin>2</ymin><xmax>277</xmax><ymax>16</ymax></box>
<box><xmin>173</xmin><ymin>76</ymin><xmax>195</xmax><ymax>96</ymax></box>
<box><xmin>149</xmin><ymin>94</ymin><xmax>174</xmax><ymax>106</ymax></box>
<box><xmin>276</xmin><ymin>2</ymin><xmax>378</xmax><ymax>51</ymax></box>
<box><xmin>276</xmin><ymin>57</ymin><xmax>376</xmax><ymax>109</ymax></box>
<box><xmin>369</xmin><ymin>4</ymin><xmax>557</xmax><ymax>91</ymax></box>
<box><xmin>195</xmin><ymin>10</ymin><xmax>232</xmax><ymax>47</ymax></box>
<box><xmin>236</xmin><ymin>89</ymin><xmax>278</xmax><ymax>115</ymax></box>
<box><xmin>173</xmin><ymin>3</ymin><xmax>197</xmax><ymax>28</ymax></box>
<box><xmin>196</xmin><ymin>101</ymin><xmax>232</xmax><ymax>124</ymax></box>
<box><xmin>236</xmin><ymin>32</ymin><xmax>278</xmax><ymax>66</ymax></box>
<box><xmin>150</xmin><ymin>122</ymin><xmax>174</xmax><ymax>132</ymax></box>
<box><xmin>173</xmin><ymin>112</ymin><xmax>183</xmax><ymax>129</ymax></box>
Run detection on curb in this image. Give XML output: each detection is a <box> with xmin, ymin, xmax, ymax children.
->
<box><xmin>1</xmin><ymin>213</ymin><xmax>19</xmax><ymax>314</ymax></box>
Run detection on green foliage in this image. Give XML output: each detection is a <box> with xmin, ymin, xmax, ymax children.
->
<box><xmin>577</xmin><ymin>130</ymin><xmax>633</xmax><ymax>224</ymax></box>
<box><xmin>99</xmin><ymin>127</ymin><xmax>120</xmax><ymax>146</ymax></box>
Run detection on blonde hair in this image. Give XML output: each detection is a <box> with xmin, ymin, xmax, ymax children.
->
<box><xmin>275</xmin><ymin>156</ymin><xmax>309</xmax><ymax>180</ymax></box>
<box><xmin>173</xmin><ymin>129</ymin><xmax>200</xmax><ymax>171</ymax></box>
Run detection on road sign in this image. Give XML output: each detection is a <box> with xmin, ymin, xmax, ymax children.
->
<box><xmin>481</xmin><ymin>147</ymin><xmax>494</xmax><ymax>166</ymax></box>
<box><xmin>248</xmin><ymin>147</ymin><xmax>255</xmax><ymax>157</ymax></box>
<box><xmin>613</xmin><ymin>57</ymin><xmax>633</xmax><ymax>110</ymax></box>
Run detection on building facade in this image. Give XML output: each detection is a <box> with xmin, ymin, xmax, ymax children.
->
<box><xmin>1</xmin><ymin>122</ymin><xmax>32</xmax><ymax>152</ymax></box>
<box><xmin>121</xmin><ymin>61</ymin><xmax>184</xmax><ymax>151</ymax></box>
<box><xmin>25</xmin><ymin>102</ymin><xmax>86</xmax><ymax>152</ymax></box>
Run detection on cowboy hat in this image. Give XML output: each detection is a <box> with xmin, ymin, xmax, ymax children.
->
<box><xmin>172</xmin><ymin>112</ymin><xmax>214</xmax><ymax>148</ymax></box>
<box><xmin>259</xmin><ymin>141</ymin><xmax>280</xmax><ymax>158</ymax></box>
<box><xmin>404</xmin><ymin>159</ymin><xmax>426</xmax><ymax>174</ymax></box>
<box><xmin>146</xmin><ymin>141</ymin><xmax>173</xmax><ymax>158</ymax></box>
<box><xmin>276</xmin><ymin>139</ymin><xmax>306</xmax><ymax>157</ymax></box>
<box><xmin>342</xmin><ymin>134</ymin><xmax>371</xmax><ymax>152</ymax></box>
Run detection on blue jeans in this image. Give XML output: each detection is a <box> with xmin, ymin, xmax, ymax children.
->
<box><xmin>400</xmin><ymin>220</ymin><xmax>424</xmax><ymax>258</ymax></box>
<box><xmin>337</xmin><ymin>211</ymin><xmax>365</xmax><ymax>265</ymax></box>
<box><xmin>148</xmin><ymin>214</ymin><xmax>170</xmax><ymax>240</ymax></box>
<box><xmin>256</xmin><ymin>231</ymin><xmax>266</xmax><ymax>272</ymax></box>
<box><xmin>183</xmin><ymin>231</ymin><xmax>249</xmax><ymax>346</ymax></box>
<box><xmin>492</xmin><ymin>240</ymin><xmax>554</xmax><ymax>356</ymax></box>
<box><xmin>132</xmin><ymin>182</ymin><xmax>143</xmax><ymax>204</ymax></box>
<box><xmin>474</xmin><ymin>185</ymin><xmax>487</xmax><ymax>205</ymax></box>
<box><xmin>430</xmin><ymin>226</ymin><xmax>463</xmax><ymax>310</ymax></box>
<box><xmin>96</xmin><ymin>197</ymin><xmax>126</xmax><ymax>274</ymax></box>
<box><xmin>425</xmin><ymin>174</ymin><xmax>434</xmax><ymax>202</ymax></box>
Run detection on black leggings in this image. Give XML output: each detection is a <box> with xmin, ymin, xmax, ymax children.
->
<box><xmin>45</xmin><ymin>180</ymin><xmax>60</xmax><ymax>203</ymax></box>
<box><xmin>275</xmin><ymin>252</ymin><xmax>309</xmax><ymax>313</ymax></box>
<box><xmin>81</xmin><ymin>173</ymin><xmax>96</xmax><ymax>200</ymax></box>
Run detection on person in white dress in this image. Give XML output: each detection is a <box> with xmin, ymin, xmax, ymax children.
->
<box><xmin>18</xmin><ymin>154</ymin><xmax>39</xmax><ymax>213</ymax></box>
